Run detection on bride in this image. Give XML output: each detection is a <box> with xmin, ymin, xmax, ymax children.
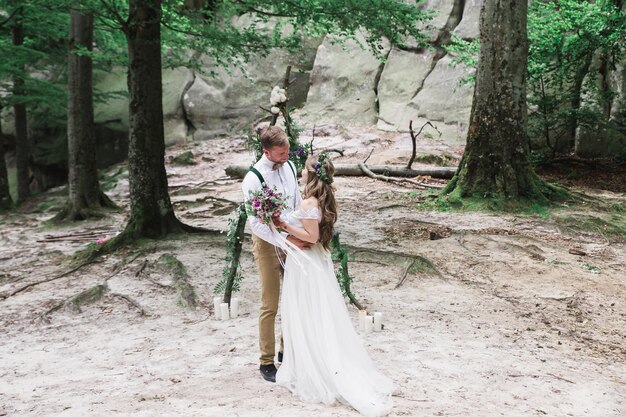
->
<box><xmin>272</xmin><ymin>153</ymin><xmax>394</xmax><ymax>417</ymax></box>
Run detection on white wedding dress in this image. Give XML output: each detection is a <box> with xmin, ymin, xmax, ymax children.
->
<box><xmin>275</xmin><ymin>207</ymin><xmax>394</xmax><ymax>417</ymax></box>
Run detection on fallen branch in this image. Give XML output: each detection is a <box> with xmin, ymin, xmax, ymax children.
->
<box><xmin>226</xmin><ymin>164</ymin><xmax>455</xmax><ymax>179</ymax></box>
<box><xmin>357</xmin><ymin>162</ymin><xmax>443</xmax><ymax>189</ymax></box>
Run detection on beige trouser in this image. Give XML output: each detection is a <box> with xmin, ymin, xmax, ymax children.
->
<box><xmin>252</xmin><ymin>235</ymin><xmax>285</xmax><ymax>365</ymax></box>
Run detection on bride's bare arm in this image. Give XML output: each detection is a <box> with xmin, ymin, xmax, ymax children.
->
<box><xmin>273</xmin><ymin>198</ymin><xmax>319</xmax><ymax>244</ymax></box>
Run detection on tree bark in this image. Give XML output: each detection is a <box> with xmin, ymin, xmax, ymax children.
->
<box><xmin>0</xmin><ymin>139</ymin><xmax>12</xmax><ymax>210</ymax></box>
<box><xmin>12</xmin><ymin>21</ymin><xmax>30</xmax><ymax>203</ymax></box>
<box><xmin>225</xmin><ymin>164</ymin><xmax>456</xmax><ymax>179</ymax></box>
<box><xmin>56</xmin><ymin>10</ymin><xmax>114</xmax><ymax>221</ymax></box>
<box><xmin>123</xmin><ymin>0</ymin><xmax>189</xmax><ymax>238</ymax></box>
<box><xmin>444</xmin><ymin>0</ymin><xmax>546</xmax><ymax>200</ymax></box>
<box><xmin>567</xmin><ymin>52</ymin><xmax>593</xmax><ymax>150</ymax></box>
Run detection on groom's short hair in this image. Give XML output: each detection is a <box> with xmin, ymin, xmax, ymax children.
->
<box><xmin>260</xmin><ymin>126</ymin><xmax>289</xmax><ymax>149</ymax></box>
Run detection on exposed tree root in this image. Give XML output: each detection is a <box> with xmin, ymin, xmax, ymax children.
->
<box><xmin>81</xmin><ymin>218</ymin><xmax>219</xmax><ymax>263</ymax></box>
<box><xmin>51</xmin><ymin>192</ymin><xmax>119</xmax><ymax>223</ymax></box>
<box><xmin>109</xmin><ymin>293</ymin><xmax>147</xmax><ymax>316</ymax></box>
<box><xmin>65</xmin><ymin>284</ymin><xmax>109</xmax><ymax>313</ymax></box>
<box><xmin>344</xmin><ymin>246</ymin><xmax>441</xmax><ymax>289</ymax></box>
<box><xmin>155</xmin><ymin>254</ymin><xmax>197</xmax><ymax>309</ymax></box>
<box><xmin>37</xmin><ymin>254</ymin><xmax>150</xmax><ymax>322</ymax></box>
<box><xmin>396</xmin><ymin>259</ymin><xmax>418</xmax><ymax>289</ymax></box>
<box><xmin>135</xmin><ymin>259</ymin><xmax>148</xmax><ymax>277</ymax></box>
<box><xmin>3</xmin><ymin>259</ymin><xmax>101</xmax><ymax>299</ymax></box>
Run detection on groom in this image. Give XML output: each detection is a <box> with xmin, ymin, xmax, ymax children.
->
<box><xmin>242</xmin><ymin>126</ymin><xmax>311</xmax><ymax>383</ymax></box>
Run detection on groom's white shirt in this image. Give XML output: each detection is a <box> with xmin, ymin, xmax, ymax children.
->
<box><xmin>242</xmin><ymin>155</ymin><xmax>302</xmax><ymax>246</ymax></box>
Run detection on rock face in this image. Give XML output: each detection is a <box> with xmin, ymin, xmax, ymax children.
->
<box><xmin>183</xmin><ymin>41</ymin><xmax>320</xmax><ymax>140</ymax></box>
<box><xmin>376</xmin><ymin>50</ymin><xmax>473</xmax><ymax>144</ymax></box>
<box><xmin>298</xmin><ymin>35</ymin><xmax>389</xmax><ymax>127</ymax></box>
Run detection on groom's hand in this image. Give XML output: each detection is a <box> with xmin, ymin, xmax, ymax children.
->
<box><xmin>287</xmin><ymin>235</ymin><xmax>312</xmax><ymax>250</ymax></box>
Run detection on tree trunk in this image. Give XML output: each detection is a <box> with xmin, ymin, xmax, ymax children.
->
<box><xmin>56</xmin><ymin>10</ymin><xmax>114</xmax><ymax>221</ymax></box>
<box><xmin>444</xmin><ymin>0</ymin><xmax>547</xmax><ymax>201</ymax></box>
<box><xmin>0</xmin><ymin>139</ymin><xmax>12</xmax><ymax>210</ymax></box>
<box><xmin>567</xmin><ymin>52</ymin><xmax>593</xmax><ymax>151</ymax></box>
<box><xmin>123</xmin><ymin>0</ymin><xmax>189</xmax><ymax>238</ymax></box>
<box><xmin>12</xmin><ymin>22</ymin><xmax>30</xmax><ymax>203</ymax></box>
<box><xmin>225</xmin><ymin>164</ymin><xmax>456</xmax><ymax>179</ymax></box>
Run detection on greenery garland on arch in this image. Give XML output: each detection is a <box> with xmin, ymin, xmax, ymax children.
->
<box><xmin>215</xmin><ymin>67</ymin><xmax>363</xmax><ymax>311</ymax></box>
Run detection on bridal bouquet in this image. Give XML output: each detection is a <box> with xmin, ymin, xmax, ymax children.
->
<box><xmin>246</xmin><ymin>186</ymin><xmax>288</xmax><ymax>225</ymax></box>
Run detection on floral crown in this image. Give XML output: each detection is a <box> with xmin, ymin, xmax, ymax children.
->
<box><xmin>313</xmin><ymin>152</ymin><xmax>333</xmax><ymax>184</ymax></box>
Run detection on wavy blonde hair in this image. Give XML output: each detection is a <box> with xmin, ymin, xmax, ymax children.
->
<box><xmin>303</xmin><ymin>155</ymin><xmax>337</xmax><ymax>250</ymax></box>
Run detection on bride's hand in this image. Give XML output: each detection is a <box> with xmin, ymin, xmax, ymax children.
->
<box><xmin>271</xmin><ymin>215</ymin><xmax>287</xmax><ymax>230</ymax></box>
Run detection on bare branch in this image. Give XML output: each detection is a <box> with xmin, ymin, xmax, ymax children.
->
<box><xmin>363</xmin><ymin>148</ymin><xmax>375</xmax><ymax>164</ymax></box>
<box><xmin>99</xmin><ymin>0</ymin><xmax>128</xmax><ymax>32</ymax></box>
<box><xmin>407</xmin><ymin>120</ymin><xmax>441</xmax><ymax>170</ymax></box>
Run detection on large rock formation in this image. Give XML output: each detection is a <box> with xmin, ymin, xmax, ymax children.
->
<box><xmin>182</xmin><ymin>39</ymin><xmax>320</xmax><ymax>140</ymax></box>
<box><xmin>297</xmin><ymin>35</ymin><xmax>390</xmax><ymax>127</ymax></box>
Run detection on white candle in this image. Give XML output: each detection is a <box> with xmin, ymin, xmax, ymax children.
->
<box><xmin>358</xmin><ymin>310</ymin><xmax>367</xmax><ymax>332</ymax></box>
<box><xmin>220</xmin><ymin>303</ymin><xmax>230</xmax><ymax>320</ymax></box>
<box><xmin>373</xmin><ymin>312</ymin><xmax>383</xmax><ymax>332</ymax></box>
<box><xmin>364</xmin><ymin>315</ymin><xmax>374</xmax><ymax>333</ymax></box>
<box><xmin>230</xmin><ymin>298</ymin><xmax>239</xmax><ymax>318</ymax></box>
<box><xmin>213</xmin><ymin>297</ymin><xmax>222</xmax><ymax>319</ymax></box>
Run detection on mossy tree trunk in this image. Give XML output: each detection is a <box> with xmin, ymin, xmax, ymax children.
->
<box><xmin>12</xmin><ymin>20</ymin><xmax>30</xmax><ymax>203</ymax></box>
<box><xmin>444</xmin><ymin>0</ymin><xmax>548</xmax><ymax>201</ymax></box>
<box><xmin>122</xmin><ymin>0</ymin><xmax>191</xmax><ymax>238</ymax></box>
<box><xmin>56</xmin><ymin>10</ymin><xmax>115</xmax><ymax>222</ymax></box>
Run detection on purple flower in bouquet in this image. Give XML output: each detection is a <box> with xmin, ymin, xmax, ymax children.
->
<box><xmin>245</xmin><ymin>185</ymin><xmax>289</xmax><ymax>225</ymax></box>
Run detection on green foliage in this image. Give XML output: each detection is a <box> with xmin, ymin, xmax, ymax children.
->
<box><xmin>445</xmin><ymin>0</ymin><xmax>626</xmax><ymax>154</ymax></box>
<box><xmin>580</xmin><ymin>262</ymin><xmax>600</xmax><ymax>274</ymax></box>
<box><xmin>214</xmin><ymin>204</ymin><xmax>246</xmax><ymax>295</ymax></box>
<box><xmin>556</xmin><ymin>212</ymin><xmax>626</xmax><ymax>240</ymax></box>
<box><xmin>170</xmin><ymin>151</ymin><xmax>197</xmax><ymax>166</ymax></box>
<box><xmin>330</xmin><ymin>232</ymin><xmax>361</xmax><ymax>307</ymax></box>
<box><xmin>445</xmin><ymin>35</ymin><xmax>478</xmax><ymax>85</ymax></box>
<box><xmin>420</xmin><ymin>186</ymin><xmax>566</xmax><ymax>215</ymax></box>
<box><xmin>0</xmin><ymin>1</ymin><xmax>67</xmax><ymax>126</ymax></box>
<box><xmin>156</xmin><ymin>0</ymin><xmax>432</xmax><ymax>74</ymax></box>
<box><xmin>98</xmin><ymin>166</ymin><xmax>128</xmax><ymax>192</ymax></box>
<box><xmin>413</xmin><ymin>152</ymin><xmax>458</xmax><ymax>167</ymax></box>
<box><xmin>0</xmin><ymin>1</ymin><xmax>128</xmax><ymax>128</ymax></box>
<box><xmin>529</xmin><ymin>150</ymin><xmax>554</xmax><ymax>168</ymax></box>
<box><xmin>611</xmin><ymin>202</ymin><xmax>624</xmax><ymax>213</ymax></box>
<box><xmin>526</xmin><ymin>0</ymin><xmax>626</xmax><ymax>152</ymax></box>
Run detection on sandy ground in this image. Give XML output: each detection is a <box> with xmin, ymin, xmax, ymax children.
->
<box><xmin>1</xmin><ymin>126</ymin><xmax>625</xmax><ymax>417</ymax></box>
